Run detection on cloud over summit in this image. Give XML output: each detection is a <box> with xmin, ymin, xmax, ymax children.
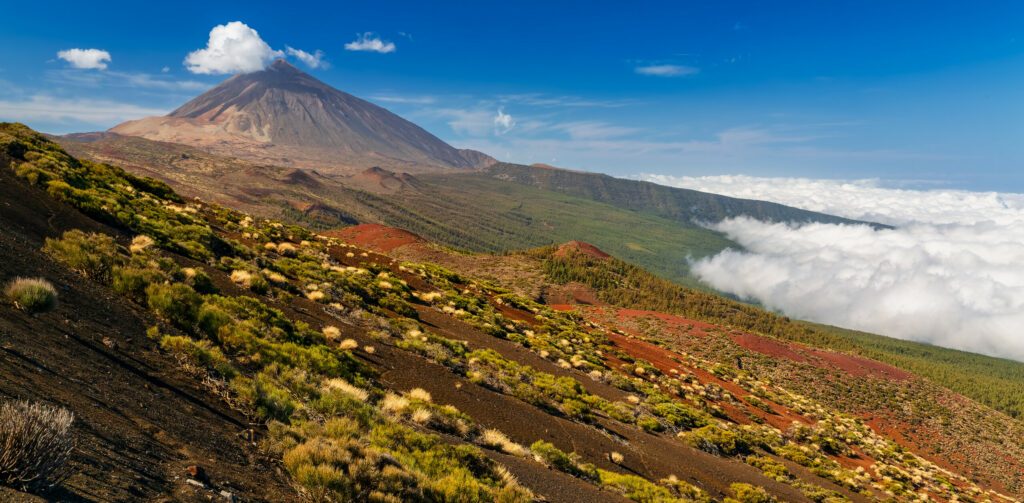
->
<box><xmin>644</xmin><ymin>174</ymin><xmax>1024</xmax><ymax>361</ymax></box>
<box><xmin>185</xmin><ymin>21</ymin><xmax>283</xmax><ymax>74</ymax></box>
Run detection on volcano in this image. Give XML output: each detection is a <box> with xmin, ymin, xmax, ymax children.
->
<box><xmin>110</xmin><ymin>59</ymin><xmax>493</xmax><ymax>173</ymax></box>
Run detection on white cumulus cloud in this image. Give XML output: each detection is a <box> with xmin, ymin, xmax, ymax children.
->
<box><xmin>635</xmin><ymin>64</ymin><xmax>699</xmax><ymax>77</ymax></box>
<box><xmin>185</xmin><ymin>21</ymin><xmax>283</xmax><ymax>74</ymax></box>
<box><xmin>494</xmin><ymin>108</ymin><xmax>515</xmax><ymax>135</ymax></box>
<box><xmin>57</xmin><ymin>48</ymin><xmax>111</xmax><ymax>70</ymax></box>
<box><xmin>344</xmin><ymin>33</ymin><xmax>396</xmax><ymax>53</ymax></box>
<box><xmin>286</xmin><ymin>46</ymin><xmax>328</xmax><ymax>69</ymax></box>
<box><xmin>643</xmin><ymin>174</ymin><xmax>1024</xmax><ymax>361</ymax></box>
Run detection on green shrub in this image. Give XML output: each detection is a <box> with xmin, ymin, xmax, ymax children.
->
<box><xmin>4</xmin><ymin>277</ymin><xmax>58</xmax><ymax>313</ymax></box>
<box><xmin>529</xmin><ymin>440</ymin><xmax>598</xmax><ymax>481</ymax></box>
<box><xmin>745</xmin><ymin>455</ymin><xmax>791</xmax><ymax>482</ymax></box>
<box><xmin>598</xmin><ymin>470</ymin><xmax>678</xmax><ymax>502</ymax></box>
<box><xmin>112</xmin><ymin>266</ymin><xmax>166</xmax><ymax>302</ymax></box>
<box><xmin>159</xmin><ymin>335</ymin><xmax>236</xmax><ymax>378</ymax></box>
<box><xmin>727</xmin><ymin>482</ymin><xmax>775</xmax><ymax>503</ymax></box>
<box><xmin>684</xmin><ymin>425</ymin><xmax>751</xmax><ymax>456</ymax></box>
<box><xmin>145</xmin><ymin>283</ymin><xmax>201</xmax><ymax>331</ymax></box>
<box><xmin>637</xmin><ymin>416</ymin><xmax>664</xmax><ymax>433</ymax></box>
<box><xmin>233</xmin><ymin>373</ymin><xmax>297</xmax><ymax>422</ymax></box>
<box><xmin>43</xmin><ymin>230</ymin><xmax>121</xmax><ymax>281</ymax></box>
<box><xmin>651</xmin><ymin>402</ymin><xmax>707</xmax><ymax>430</ymax></box>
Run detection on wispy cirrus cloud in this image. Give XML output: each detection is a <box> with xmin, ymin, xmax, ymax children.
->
<box><xmin>0</xmin><ymin>94</ymin><xmax>166</xmax><ymax>125</ymax></box>
<box><xmin>46</xmin><ymin>68</ymin><xmax>209</xmax><ymax>92</ymax></box>
<box><xmin>493</xmin><ymin>108</ymin><xmax>515</xmax><ymax>135</ymax></box>
<box><xmin>286</xmin><ymin>46</ymin><xmax>328</xmax><ymax>69</ymax></box>
<box><xmin>345</xmin><ymin>33</ymin><xmax>396</xmax><ymax>53</ymax></box>
<box><xmin>635</xmin><ymin>64</ymin><xmax>699</xmax><ymax>77</ymax></box>
<box><xmin>370</xmin><ymin>94</ymin><xmax>438</xmax><ymax>105</ymax></box>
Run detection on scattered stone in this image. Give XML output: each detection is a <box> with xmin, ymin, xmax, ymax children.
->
<box><xmin>185</xmin><ymin>478</ymin><xmax>205</xmax><ymax>489</ymax></box>
<box><xmin>187</xmin><ymin>465</ymin><xmax>211</xmax><ymax>485</ymax></box>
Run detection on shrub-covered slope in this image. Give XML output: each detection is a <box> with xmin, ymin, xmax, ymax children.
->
<box><xmin>3</xmin><ymin>122</ymin><xmax>1021</xmax><ymax>502</ymax></box>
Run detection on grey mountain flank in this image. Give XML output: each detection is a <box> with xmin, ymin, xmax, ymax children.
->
<box><xmin>111</xmin><ymin>59</ymin><xmax>495</xmax><ymax>173</ymax></box>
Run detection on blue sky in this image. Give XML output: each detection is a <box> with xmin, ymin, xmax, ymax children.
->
<box><xmin>1</xmin><ymin>0</ymin><xmax>1022</xmax><ymax>190</ymax></box>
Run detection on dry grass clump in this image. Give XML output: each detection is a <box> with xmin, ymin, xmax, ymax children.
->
<box><xmin>230</xmin><ymin>269</ymin><xmax>253</xmax><ymax>287</ymax></box>
<box><xmin>322</xmin><ymin>326</ymin><xmax>341</xmax><ymax>341</ymax></box>
<box><xmin>323</xmin><ymin>378</ymin><xmax>369</xmax><ymax>402</ymax></box>
<box><xmin>277</xmin><ymin>242</ymin><xmax>298</xmax><ymax>257</ymax></box>
<box><xmin>410</xmin><ymin>408</ymin><xmax>433</xmax><ymax>425</ymax></box>
<box><xmin>479</xmin><ymin>429</ymin><xmax>529</xmax><ymax>457</ymax></box>
<box><xmin>380</xmin><ymin>393</ymin><xmax>410</xmax><ymax>414</ymax></box>
<box><xmin>609</xmin><ymin>451</ymin><xmax>625</xmax><ymax>464</ymax></box>
<box><xmin>129</xmin><ymin>235</ymin><xmax>155</xmax><ymax>254</ymax></box>
<box><xmin>338</xmin><ymin>338</ymin><xmax>359</xmax><ymax>350</ymax></box>
<box><xmin>4</xmin><ymin>277</ymin><xmax>58</xmax><ymax>313</ymax></box>
<box><xmin>407</xmin><ymin>388</ymin><xmax>432</xmax><ymax>402</ymax></box>
<box><xmin>0</xmin><ymin>400</ymin><xmax>75</xmax><ymax>493</ymax></box>
<box><xmin>363</xmin><ymin>345</ymin><xmax>376</xmax><ymax>354</ymax></box>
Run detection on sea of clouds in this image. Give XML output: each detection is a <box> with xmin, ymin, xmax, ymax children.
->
<box><xmin>641</xmin><ymin>174</ymin><xmax>1024</xmax><ymax>361</ymax></box>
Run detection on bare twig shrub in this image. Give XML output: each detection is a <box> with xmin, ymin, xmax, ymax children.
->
<box><xmin>0</xmin><ymin>400</ymin><xmax>75</xmax><ymax>493</ymax></box>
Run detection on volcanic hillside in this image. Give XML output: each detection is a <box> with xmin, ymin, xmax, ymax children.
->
<box><xmin>7</xmin><ymin>123</ymin><xmax>1022</xmax><ymax>502</ymax></box>
<box><xmin>111</xmin><ymin>60</ymin><xmax>494</xmax><ymax>173</ymax></box>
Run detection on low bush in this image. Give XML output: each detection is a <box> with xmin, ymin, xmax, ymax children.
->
<box><xmin>683</xmin><ymin>425</ymin><xmax>752</xmax><ymax>456</ymax></box>
<box><xmin>4</xmin><ymin>277</ymin><xmax>58</xmax><ymax>313</ymax></box>
<box><xmin>146</xmin><ymin>283</ymin><xmax>202</xmax><ymax>331</ymax></box>
<box><xmin>0</xmin><ymin>400</ymin><xmax>75</xmax><ymax>493</ymax></box>
<box><xmin>529</xmin><ymin>440</ymin><xmax>598</xmax><ymax>481</ymax></box>
<box><xmin>43</xmin><ymin>230</ymin><xmax>121</xmax><ymax>281</ymax></box>
<box><xmin>727</xmin><ymin>482</ymin><xmax>776</xmax><ymax>503</ymax></box>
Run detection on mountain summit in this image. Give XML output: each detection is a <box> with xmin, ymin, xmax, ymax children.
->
<box><xmin>111</xmin><ymin>59</ymin><xmax>493</xmax><ymax>172</ymax></box>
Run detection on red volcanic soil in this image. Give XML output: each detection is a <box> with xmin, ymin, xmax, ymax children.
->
<box><xmin>603</xmin><ymin>330</ymin><xmax>812</xmax><ymax>431</ymax></box>
<box><xmin>323</xmin><ymin>223</ymin><xmax>425</xmax><ymax>252</ymax></box>
<box><xmin>806</xmin><ymin>348</ymin><xmax>912</xmax><ymax>381</ymax></box>
<box><xmin>729</xmin><ymin>330</ymin><xmax>910</xmax><ymax>381</ymax></box>
<box><xmin>730</xmin><ymin>332</ymin><xmax>810</xmax><ymax>363</ymax></box>
<box><xmin>615</xmin><ymin>308</ymin><xmax>716</xmax><ymax>337</ymax></box>
<box><xmin>543</xmin><ymin>282</ymin><xmax>606</xmax><ymax>307</ymax></box>
<box><xmin>553</xmin><ymin>240</ymin><xmax>611</xmax><ymax>260</ymax></box>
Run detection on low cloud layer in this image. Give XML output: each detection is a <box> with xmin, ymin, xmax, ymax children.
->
<box><xmin>185</xmin><ymin>21</ymin><xmax>283</xmax><ymax>74</ymax></box>
<box><xmin>57</xmin><ymin>48</ymin><xmax>111</xmax><ymax>70</ymax></box>
<box><xmin>643</xmin><ymin>174</ymin><xmax>1024</xmax><ymax>361</ymax></box>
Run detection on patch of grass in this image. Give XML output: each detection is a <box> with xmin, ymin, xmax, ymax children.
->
<box><xmin>4</xmin><ymin>277</ymin><xmax>58</xmax><ymax>313</ymax></box>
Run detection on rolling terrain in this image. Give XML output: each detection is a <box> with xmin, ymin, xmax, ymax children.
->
<box><xmin>63</xmin><ymin>60</ymin><xmax>877</xmax><ymax>288</ymax></box>
<box><xmin>3</xmin><ymin>123</ymin><xmax>1023</xmax><ymax>502</ymax></box>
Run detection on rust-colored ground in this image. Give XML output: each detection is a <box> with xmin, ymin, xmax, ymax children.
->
<box><xmin>323</xmin><ymin>223</ymin><xmax>425</xmax><ymax>252</ymax></box>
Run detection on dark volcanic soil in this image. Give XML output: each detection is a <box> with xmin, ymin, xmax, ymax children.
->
<box><xmin>0</xmin><ymin>165</ymin><xmax>297</xmax><ymax>502</ymax></box>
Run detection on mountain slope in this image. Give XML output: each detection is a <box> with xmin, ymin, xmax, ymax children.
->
<box><xmin>4</xmin><ymin>123</ymin><xmax>1022</xmax><ymax>501</ymax></box>
<box><xmin>111</xmin><ymin>60</ymin><xmax>494</xmax><ymax>173</ymax></box>
<box><xmin>483</xmin><ymin>162</ymin><xmax>881</xmax><ymax>227</ymax></box>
